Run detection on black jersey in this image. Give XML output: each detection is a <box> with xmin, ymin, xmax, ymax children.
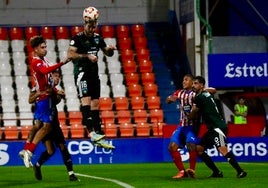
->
<box><xmin>69</xmin><ymin>32</ymin><xmax>107</xmax><ymax>78</ymax></box>
<box><xmin>194</xmin><ymin>90</ymin><xmax>227</xmax><ymax>130</ymax></box>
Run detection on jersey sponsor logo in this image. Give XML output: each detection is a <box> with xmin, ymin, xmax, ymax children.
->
<box><xmin>70</xmin><ymin>40</ymin><xmax>75</xmax><ymax>45</ymax></box>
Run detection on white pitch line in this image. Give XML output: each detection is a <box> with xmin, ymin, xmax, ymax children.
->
<box><xmin>75</xmin><ymin>173</ymin><xmax>135</xmax><ymax>188</ymax></box>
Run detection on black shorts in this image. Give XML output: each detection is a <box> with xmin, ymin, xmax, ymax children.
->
<box><xmin>75</xmin><ymin>71</ymin><xmax>100</xmax><ymax>99</ymax></box>
<box><xmin>199</xmin><ymin>128</ymin><xmax>228</xmax><ymax>149</ymax></box>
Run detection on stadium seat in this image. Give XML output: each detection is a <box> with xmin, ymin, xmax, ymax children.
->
<box><xmin>45</xmin><ymin>50</ymin><xmax>57</xmax><ymax>62</ymax></box>
<box><xmin>2</xmin><ymin>113</ymin><xmax>18</xmax><ymax>127</ymax></box>
<box><xmin>99</xmin><ymin>97</ymin><xmax>113</xmax><ymax>111</ymax></box>
<box><xmin>19</xmin><ymin>125</ymin><xmax>31</xmax><ymax>140</ymax></box>
<box><xmin>66</xmin><ymin>98</ymin><xmax>81</xmax><ymax>111</ymax></box>
<box><xmin>141</xmin><ymin>72</ymin><xmax>155</xmax><ymax>85</ymax></box>
<box><xmin>149</xmin><ymin>109</ymin><xmax>164</xmax><ymax>123</ymax></box>
<box><xmin>106</xmin><ymin>49</ymin><xmax>119</xmax><ymax>64</ymax></box>
<box><xmin>104</xmin><ymin>123</ymin><xmax>118</xmax><ymax>138</ymax></box>
<box><xmin>120</xmin><ymin>49</ymin><xmax>134</xmax><ymax>62</ymax></box>
<box><xmin>146</xmin><ymin>95</ymin><xmax>161</xmax><ymax>109</ymax></box>
<box><xmin>130</xmin><ymin>96</ymin><xmax>145</xmax><ymax>110</ymax></box>
<box><xmin>99</xmin><ymin>73</ymin><xmax>108</xmax><ymax>85</ymax></box>
<box><xmin>116</xmin><ymin>110</ymin><xmax>132</xmax><ymax>124</ymax></box>
<box><xmin>67</xmin><ymin>111</ymin><xmax>82</xmax><ymax>126</ymax></box>
<box><xmin>2</xmin><ymin>126</ymin><xmax>19</xmax><ymax>140</ymax></box>
<box><xmin>98</xmin><ymin>58</ymin><xmax>107</xmax><ymax>74</ymax></box>
<box><xmin>19</xmin><ymin>112</ymin><xmax>34</xmax><ymax>126</ymax></box>
<box><xmin>56</xmin><ymin>26</ymin><xmax>69</xmax><ymax>39</ymax></box>
<box><xmin>116</xmin><ymin>25</ymin><xmax>130</xmax><ymax>38</ymax></box>
<box><xmin>125</xmin><ymin>72</ymin><xmax>139</xmax><ymax>86</ymax></box>
<box><xmin>133</xmin><ymin>109</ymin><xmax>148</xmax><ymax>123</ymax></box>
<box><xmin>136</xmin><ymin>122</ymin><xmax>151</xmax><ymax>137</ymax></box>
<box><xmin>41</xmin><ymin>26</ymin><xmax>54</xmax><ymax>39</ymax></box>
<box><xmin>11</xmin><ymin>39</ymin><xmax>24</xmax><ymax>52</ymax></box>
<box><xmin>13</xmin><ymin>60</ymin><xmax>27</xmax><ymax>75</ymax></box>
<box><xmin>101</xmin><ymin>25</ymin><xmax>115</xmax><ymax>38</ymax></box>
<box><xmin>0</xmin><ymin>27</ymin><xmax>8</xmax><ymax>40</ymax></box>
<box><xmin>118</xmin><ymin>37</ymin><xmax>132</xmax><ymax>50</ymax></box>
<box><xmin>69</xmin><ymin>123</ymin><xmax>85</xmax><ymax>139</ymax></box>
<box><xmin>127</xmin><ymin>83</ymin><xmax>142</xmax><ymax>97</ymax></box>
<box><xmin>101</xmin><ymin>110</ymin><xmax>115</xmax><ymax>124</ymax></box>
<box><xmin>9</xmin><ymin>27</ymin><xmax>23</xmax><ymax>40</ymax></box>
<box><xmin>138</xmin><ymin>59</ymin><xmax>153</xmax><ymax>73</ymax></box>
<box><xmin>122</xmin><ymin>60</ymin><xmax>137</xmax><ymax>73</ymax></box>
<box><xmin>0</xmin><ymin>27</ymin><xmax>9</xmax><ymax>52</ymax></box>
<box><xmin>133</xmin><ymin>37</ymin><xmax>147</xmax><ymax>50</ymax></box>
<box><xmin>151</xmin><ymin>122</ymin><xmax>164</xmax><ymax>136</ymax></box>
<box><xmin>112</xmin><ymin>83</ymin><xmax>126</xmax><ymax>97</ymax></box>
<box><xmin>110</xmin><ymin>73</ymin><xmax>124</xmax><ymax>86</ymax></box>
<box><xmin>71</xmin><ymin>26</ymin><xmax>83</xmax><ymax>37</ymax></box>
<box><xmin>143</xmin><ymin>83</ymin><xmax>158</xmax><ymax>97</ymax></box>
<box><xmin>107</xmin><ymin>60</ymin><xmax>121</xmax><ymax>73</ymax></box>
<box><xmin>25</xmin><ymin>26</ymin><xmax>39</xmax><ymax>40</ymax></box>
<box><xmin>100</xmin><ymin>84</ymin><xmax>111</xmax><ymax>98</ymax></box>
<box><xmin>131</xmin><ymin>24</ymin><xmax>145</xmax><ymax>38</ymax></box>
<box><xmin>114</xmin><ymin>97</ymin><xmax>129</xmax><ymax>110</ymax></box>
<box><xmin>1</xmin><ymin>99</ymin><xmax>16</xmax><ymax>113</ymax></box>
<box><xmin>57</xmin><ymin>39</ymin><xmax>70</xmax><ymax>52</ymax></box>
<box><xmin>119</xmin><ymin>122</ymin><xmax>134</xmax><ymax>137</ymax></box>
<box><xmin>136</xmin><ymin>48</ymin><xmax>150</xmax><ymax>62</ymax></box>
<box><xmin>0</xmin><ymin>60</ymin><xmax>12</xmax><ymax>76</ymax></box>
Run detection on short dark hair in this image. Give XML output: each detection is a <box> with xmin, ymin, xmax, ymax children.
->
<box><xmin>184</xmin><ymin>74</ymin><xmax>194</xmax><ymax>80</ymax></box>
<box><xmin>194</xmin><ymin>76</ymin><xmax>206</xmax><ymax>85</ymax></box>
<box><xmin>30</xmin><ymin>35</ymin><xmax>46</xmax><ymax>48</ymax></box>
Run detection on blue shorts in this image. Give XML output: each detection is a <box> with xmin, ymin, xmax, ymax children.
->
<box><xmin>170</xmin><ymin>126</ymin><xmax>199</xmax><ymax>148</ymax></box>
<box><xmin>34</xmin><ymin>98</ymin><xmax>53</xmax><ymax>124</ymax></box>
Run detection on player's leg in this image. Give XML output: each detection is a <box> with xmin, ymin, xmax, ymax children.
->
<box><xmin>197</xmin><ymin>132</ymin><xmax>223</xmax><ymax>177</ymax></box>
<box><xmin>33</xmin><ymin>140</ymin><xmax>55</xmax><ymax>180</ymax></box>
<box><xmin>168</xmin><ymin>128</ymin><xmax>187</xmax><ymax>178</ymax></box>
<box><xmin>215</xmin><ymin>128</ymin><xmax>247</xmax><ymax>178</ymax></box>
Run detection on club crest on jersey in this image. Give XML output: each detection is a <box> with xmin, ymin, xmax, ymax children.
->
<box><xmin>94</xmin><ymin>38</ymin><xmax>99</xmax><ymax>44</ymax></box>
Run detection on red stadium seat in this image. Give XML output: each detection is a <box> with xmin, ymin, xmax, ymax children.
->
<box><xmin>120</xmin><ymin>49</ymin><xmax>134</xmax><ymax>62</ymax></box>
<box><xmin>146</xmin><ymin>95</ymin><xmax>161</xmax><ymax>109</ymax></box>
<box><xmin>118</xmin><ymin>37</ymin><xmax>132</xmax><ymax>50</ymax></box>
<box><xmin>101</xmin><ymin>110</ymin><xmax>115</xmax><ymax>124</ymax></box>
<box><xmin>133</xmin><ymin>37</ymin><xmax>147</xmax><ymax>50</ymax></box>
<box><xmin>138</xmin><ymin>59</ymin><xmax>153</xmax><ymax>73</ymax></box>
<box><xmin>116</xmin><ymin>110</ymin><xmax>132</xmax><ymax>124</ymax></box>
<box><xmin>141</xmin><ymin>72</ymin><xmax>155</xmax><ymax>85</ymax></box>
<box><xmin>25</xmin><ymin>26</ymin><xmax>39</xmax><ymax>40</ymax></box>
<box><xmin>136</xmin><ymin>48</ymin><xmax>150</xmax><ymax>62</ymax></box>
<box><xmin>122</xmin><ymin>60</ymin><xmax>137</xmax><ymax>73</ymax></box>
<box><xmin>149</xmin><ymin>109</ymin><xmax>164</xmax><ymax>123</ymax></box>
<box><xmin>136</xmin><ymin>122</ymin><xmax>151</xmax><ymax>137</ymax></box>
<box><xmin>133</xmin><ymin>109</ymin><xmax>148</xmax><ymax>123</ymax></box>
<box><xmin>99</xmin><ymin>97</ymin><xmax>113</xmax><ymax>111</ymax></box>
<box><xmin>10</xmin><ymin>27</ymin><xmax>23</xmax><ymax>40</ymax></box>
<box><xmin>101</xmin><ymin>25</ymin><xmax>115</xmax><ymax>38</ymax></box>
<box><xmin>56</xmin><ymin>26</ymin><xmax>69</xmax><ymax>39</ymax></box>
<box><xmin>116</xmin><ymin>25</ymin><xmax>130</xmax><ymax>38</ymax></box>
<box><xmin>2</xmin><ymin>126</ymin><xmax>19</xmax><ymax>140</ymax></box>
<box><xmin>71</xmin><ymin>26</ymin><xmax>83</xmax><ymax>37</ymax></box>
<box><xmin>119</xmin><ymin>122</ymin><xmax>134</xmax><ymax>137</ymax></box>
<box><xmin>0</xmin><ymin>27</ymin><xmax>8</xmax><ymax>40</ymax></box>
<box><xmin>41</xmin><ymin>26</ymin><xmax>54</xmax><ymax>39</ymax></box>
<box><xmin>104</xmin><ymin>123</ymin><xmax>118</xmax><ymax>138</ymax></box>
<box><xmin>127</xmin><ymin>84</ymin><xmax>142</xmax><ymax>97</ymax></box>
<box><xmin>114</xmin><ymin>97</ymin><xmax>129</xmax><ymax>110</ymax></box>
<box><xmin>131</xmin><ymin>24</ymin><xmax>145</xmax><ymax>38</ymax></box>
<box><xmin>125</xmin><ymin>72</ymin><xmax>139</xmax><ymax>86</ymax></box>
<box><xmin>144</xmin><ymin>83</ymin><xmax>158</xmax><ymax>97</ymax></box>
<box><xmin>69</xmin><ymin>124</ymin><xmax>85</xmax><ymax>139</ymax></box>
<box><xmin>131</xmin><ymin>96</ymin><xmax>145</xmax><ymax>110</ymax></box>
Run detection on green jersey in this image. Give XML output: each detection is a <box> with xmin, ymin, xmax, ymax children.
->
<box><xmin>70</xmin><ymin>32</ymin><xmax>107</xmax><ymax>78</ymax></box>
<box><xmin>194</xmin><ymin>90</ymin><xmax>227</xmax><ymax>130</ymax></box>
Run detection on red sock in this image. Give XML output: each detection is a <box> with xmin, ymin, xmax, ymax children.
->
<box><xmin>189</xmin><ymin>150</ymin><xmax>197</xmax><ymax>170</ymax></box>
<box><xmin>23</xmin><ymin>142</ymin><xmax>36</xmax><ymax>153</ymax></box>
<box><xmin>170</xmin><ymin>150</ymin><xmax>184</xmax><ymax>171</ymax></box>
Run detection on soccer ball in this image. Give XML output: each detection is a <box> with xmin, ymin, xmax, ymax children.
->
<box><xmin>83</xmin><ymin>7</ymin><xmax>99</xmax><ymax>22</ymax></box>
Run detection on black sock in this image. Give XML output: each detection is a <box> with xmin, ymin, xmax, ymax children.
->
<box><xmin>91</xmin><ymin>110</ymin><xmax>103</xmax><ymax>134</ymax></box>
<box><xmin>224</xmin><ymin>152</ymin><xmax>243</xmax><ymax>173</ymax></box>
<box><xmin>81</xmin><ymin>105</ymin><xmax>93</xmax><ymax>132</ymax></box>
<box><xmin>37</xmin><ymin>151</ymin><xmax>52</xmax><ymax>166</ymax></box>
<box><xmin>199</xmin><ymin>152</ymin><xmax>220</xmax><ymax>174</ymax></box>
<box><xmin>60</xmin><ymin>146</ymin><xmax>73</xmax><ymax>172</ymax></box>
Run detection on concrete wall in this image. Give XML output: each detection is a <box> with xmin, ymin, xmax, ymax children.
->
<box><xmin>0</xmin><ymin>0</ymin><xmax>169</xmax><ymax>26</ymax></box>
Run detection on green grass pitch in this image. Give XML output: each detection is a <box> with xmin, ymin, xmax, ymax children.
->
<box><xmin>0</xmin><ymin>162</ymin><xmax>267</xmax><ymax>188</ymax></box>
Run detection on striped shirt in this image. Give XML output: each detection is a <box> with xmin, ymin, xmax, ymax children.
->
<box><xmin>171</xmin><ymin>89</ymin><xmax>195</xmax><ymax>126</ymax></box>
